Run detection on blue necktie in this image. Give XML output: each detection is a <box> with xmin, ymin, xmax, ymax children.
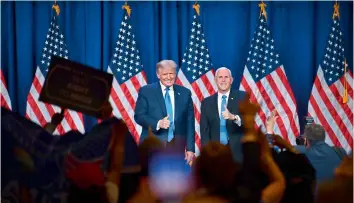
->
<box><xmin>165</xmin><ymin>87</ymin><xmax>174</xmax><ymax>142</ymax></box>
<box><xmin>220</xmin><ymin>95</ymin><xmax>228</xmax><ymax>145</ymax></box>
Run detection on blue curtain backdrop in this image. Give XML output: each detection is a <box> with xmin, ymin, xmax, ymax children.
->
<box><xmin>2</xmin><ymin>1</ymin><xmax>353</xmax><ymax>133</ymax></box>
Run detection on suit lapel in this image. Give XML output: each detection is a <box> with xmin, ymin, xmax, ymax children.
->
<box><xmin>154</xmin><ymin>82</ymin><xmax>167</xmax><ymax>116</ymax></box>
<box><xmin>227</xmin><ymin>91</ymin><xmax>236</xmax><ymax>114</ymax></box>
<box><xmin>211</xmin><ymin>93</ymin><xmax>220</xmax><ymax>121</ymax></box>
<box><xmin>173</xmin><ymin>85</ymin><xmax>180</xmax><ymax>122</ymax></box>
<box><xmin>211</xmin><ymin>93</ymin><xmax>220</xmax><ymax>140</ymax></box>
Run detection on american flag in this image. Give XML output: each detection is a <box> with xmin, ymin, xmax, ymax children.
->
<box><xmin>107</xmin><ymin>6</ymin><xmax>147</xmax><ymax>143</ymax></box>
<box><xmin>239</xmin><ymin>7</ymin><xmax>300</xmax><ymax>145</ymax></box>
<box><xmin>1</xmin><ymin>70</ymin><xmax>12</xmax><ymax>110</ymax></box>
<box><xmin>25</xmin><ymin>11</ymin><xmax>85</xmax><ymax>135</ymax></box>
<box><xmin>176</xmin><ymin>5</ymin><xmax>218</xmax><ymax>156</ymax></box>
<box><xmin>307</xmin><ymin>5</ymin><xmax>353</xmax><ymax>153</ymax></box>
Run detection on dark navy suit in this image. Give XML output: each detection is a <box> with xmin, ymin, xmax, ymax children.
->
<box><xmin>200</xmin><ymin>89</ymin><xmax>247</xmax><ymax>162</ymax></box>
<box><xmin>134</xmin><ymin>82</ymin><xmax>195</xmax><ymax>152</ymax></box>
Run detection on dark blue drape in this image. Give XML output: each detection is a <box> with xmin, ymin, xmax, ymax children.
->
<box><xmin>2</xmin><ymin>1</ymin><xmax>353</xmax><ymax>133</ymax></box>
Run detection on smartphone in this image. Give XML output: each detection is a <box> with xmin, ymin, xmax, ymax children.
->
<box><xmin>305</xmin><ymin>116</ymin><xmax>314</xmax><ymax>125</ymax></box>
<box><xmin>148</xmin><ymin>152</ymin><xmax>193</xmax><ymax>200</ymax></box>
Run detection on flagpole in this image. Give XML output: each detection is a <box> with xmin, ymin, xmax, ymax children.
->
<box><xmin>343</xmin><ymin>59</ymin><xmax>348</xmax><ymax>104</ymax></box>
<box><xmin>193</xmin><ymin>1</ymin><xmax>200</xmax><ymax>16</ymax></box>
<box><xmin>52</xmin><ymin>0</ymin><xmax>60</xmax><ymax>16</ymax></box>
<box><xmin>122</xmin><ymin>1</ymin><xmax>131</xmax><ymax>17</ymax></box>
<box><xmin>332</xmin><ymin>1</ymin><xmax>340</xmax><ymax>20</ymax></box>
<box><xmin>259</xmin><ymin>1</ymin><xmax>267</xmax><ymax>21</ymax></box>
<box><xmin>51</xmin><ymin>0</ymin><xmax>65</xmax><ymax>115</ymax></box>
<box><xmin>332</xmin><ymin>1</ymin><xmax>346</xmax><ymax>103</ymax></box>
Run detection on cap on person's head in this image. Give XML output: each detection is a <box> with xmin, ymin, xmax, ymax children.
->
<box><xmin>303</xmin><ymin>124</ymin><xmax>326</xmax><ymax>141</ymax></box>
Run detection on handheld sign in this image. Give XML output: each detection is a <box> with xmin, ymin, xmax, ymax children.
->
<box><xmin>39</xmin><ymin>56</ymin><xmax>113</xmax><ymax>118</ymax></box>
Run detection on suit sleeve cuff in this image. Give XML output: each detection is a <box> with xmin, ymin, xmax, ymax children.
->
<box><xmin>233</xmin><ymin>115</ymin><xmax>242</xmax><ymax>126</ymax></box>
<box><xmin>156</xmin><ymin>120</ymin><xmax>161</xmax><ymax>131</ymax></box>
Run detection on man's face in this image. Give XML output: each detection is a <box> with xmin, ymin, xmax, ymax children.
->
<box><xmin>215</xmin><ymin>69</ymin><xmax>233</xmax><ymax>92</ymax></box>
<box><xmin>157</xmin><ymin>65</ymin><xmax>176</xmax><ymax>87</ymax></box>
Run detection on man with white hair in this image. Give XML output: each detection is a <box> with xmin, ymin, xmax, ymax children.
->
<box><xmin>200</xmin><ymin>67</ymin><xmax>248</xmax><ymax>162</ymax></box>
<box><xmin>134</xmin><ymin>60</ymin><xmax>195</xmax><ymax>164</ymax></box>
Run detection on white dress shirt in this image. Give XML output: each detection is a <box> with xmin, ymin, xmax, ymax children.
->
<box><xmin>217</xmin><ymin>90</ymin><xmax>242</xmax><ymax>126</ymax></box>
<box><xmin>156</xmin><ymin>82</ymin><xmax>175</xmax><ymax>130</ymax></box>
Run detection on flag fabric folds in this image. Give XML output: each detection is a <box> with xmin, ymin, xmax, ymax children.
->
<box><xmin>176</xmin><ymin>4</ymin><xmax>218</xmax><ymax>156</ymax></box>
<box><xmin>107</xmin><ymin>5</ymin><xmax>147</xmax><ymax>143</ymax></box>
<box><xmin>239</xmin><ymin>4</ymin><xmax>300</xmax><ymax>145</ymax></box>
<box><xmin>307</xmin><ymin>3</ymin><xmax>353</xmax><ymax>153</ymax></box>
<box><xmin>25</xmin><ymin>7</ymin><xmax>85</xmax><ymax>135</ymax></box>
<box><xmin>1</xmin><ymin>70</ymin><xmax>12</xmax><ymax>110</ymax></box>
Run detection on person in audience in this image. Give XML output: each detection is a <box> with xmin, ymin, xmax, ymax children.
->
<box><xmin>128</xmin><ymin>134</ymin><xmax>164</xmax><ymax>203</ymax></box>
<box><xmin>116</xmin><ymin>131</ymin><xmax>141</xmax><ymax>203</ymax></box>
<box><xmin>190</xmin><ymin>95</ymin><xmax>286</xmax><ymax>203</ymax></box>
<box><xmin>43</xmin><ymin>108</ymin><xmax>65</xmax><ymax>134</ymax></box>
<box><xmin>271</xmin><ymin>134</ymin><xmax>316</xmax><ymax>203</ymax></box>
<box><xmin>200</xmin><ymin>67</ymin><xmax>248</xmax><ymax>162</ymax></box>
<box><xmin>334</xmin><ymin>155</ymin><xmax>352</xmax><ymax>178</ymax></box>
<box><xmin>315</xmin><ymin>176</ymin><xmax>353</xmax><ymax>203</ymax></box>
<box><xmin>315</xmin><ymin>154</ymin><xmax>352</xmax><ymax>203</ymax></box>
<box><xmin>266</xmin><ymin>112</ymin><xmax>345</xmax><ymax>184</ymax></box>
<box><xmin>299</xmin><ymin>124</ymin><xmax>345</xmax><ymax>183</ymax></box>
<box><xmin>66</xmin><ymin>104</ymin><xmax>127</xmax><ymax>203</ymax></box>
<box><xmin>134</xmin><ymin>60</ymin><xmax>195</xmax><ymax>164</ymax></box>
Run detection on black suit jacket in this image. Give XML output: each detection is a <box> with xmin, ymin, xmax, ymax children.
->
<box><xmin>200</xmin><ymin>89</ymin><xmax>248</xmax><ymax>162</ymax></box>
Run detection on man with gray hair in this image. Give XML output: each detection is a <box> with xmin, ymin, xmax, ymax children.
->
<box><xmin>200</xmin><ymin>67</ymin><xmax>249</xmax><ymax>162</ymax></box>
<box><xmin>134</xmin><ymin>60</ymin><xmax>195</xmax><ymax>164</ymax></box>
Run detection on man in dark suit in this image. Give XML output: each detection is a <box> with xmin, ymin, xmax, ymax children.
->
<box><xmin>200</xmin><ymin>67</ymin><xmax>247</xmax><ymax>162</ymax></box>
<box><xmin>134</xmin><ymin>60</ymin><xmax>195</xmax><ymax>164</ymax></box>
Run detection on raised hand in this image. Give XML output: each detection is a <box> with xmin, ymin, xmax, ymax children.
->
<box><xmin>238</xmin><ymin>95</ymin><xmax>260</xmax><ymax>131</ymax></box>
<box><xmin>51</xmin><ymin>108</ymin><xmax>66</xmax><ymax>126</ymax></box>
<box><xmin>266</xmin><ymin>110</ymin><xmax>278</xmax><ymax>133</ymax></box>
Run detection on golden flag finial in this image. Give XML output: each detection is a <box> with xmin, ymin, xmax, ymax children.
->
<box><xmin>333</xmin><ymin>1</ymin><xmax>340</xmax><ymax>20</ymax></box>
<box><xmin>52</xmin><ymin>1</ymin><xmax>60</xmax><ymax>16</ymax></box>
<box><xmin>342</xmin><ymin>58</ymin><xmax>348</xmax><ymax>104</ymax></box>
<box><xmin>259</xmin><ymin>1</ymin><xmax>267</xmax><ymax>21</ymax></box>
<box><xmin>122</xmin><ymin>1</ymin><xmax>131</xmax><ymax>17</ymax></box>
<box><xmin>193</xmin><ymin>2</ymin><xmax>200</xmax><ymax>16</ymax></box>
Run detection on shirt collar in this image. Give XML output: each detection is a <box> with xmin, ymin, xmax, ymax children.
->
<box><xmin>218</xmin><ymin>90</ymin><xmax>230</xmax><ymax>100</ymax></box>
<box><xmin>159</xmin><ymin>81</ymin><xmax>174</xmax><ymax>92</ymax></box>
